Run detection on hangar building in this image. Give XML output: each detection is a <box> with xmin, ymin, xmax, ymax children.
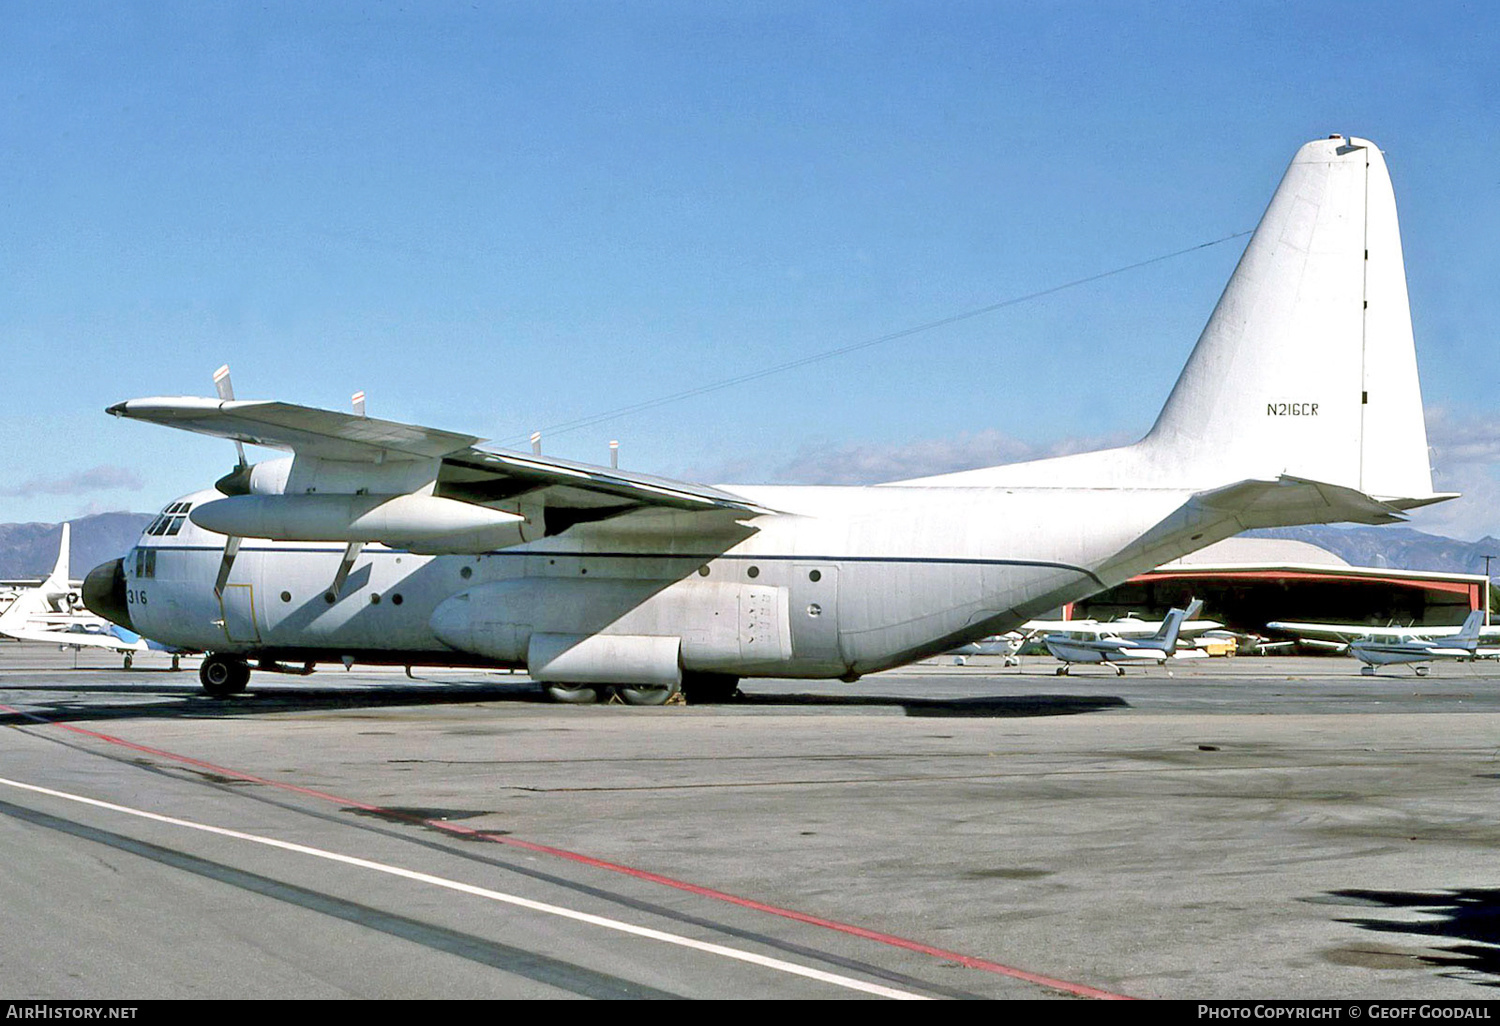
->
<box><xmin>1067</xmin><ymin>537</ymin><xmax>1490</xmax><ymax>634</ymax></box>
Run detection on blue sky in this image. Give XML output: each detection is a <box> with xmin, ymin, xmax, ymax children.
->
<box><xmin>3</xmin><ymin>1</ymin><xmax>1498</xmax><ymax>539</ymax></box>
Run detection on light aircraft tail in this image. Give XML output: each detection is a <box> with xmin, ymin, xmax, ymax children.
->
<box><xmin>1455</xmin><ymin>609</ymin><xmax>1486</xmax><ymax>645</ymax></box>
<box><xmin>1153</xmin><ymin>598</ymin><xmax>1203</xmax><ymax>651</ymax></box>
<box><xmin>904</xmin><ymin>135</ymin><xmax>1450</xmax><ymax>513</ymax></box>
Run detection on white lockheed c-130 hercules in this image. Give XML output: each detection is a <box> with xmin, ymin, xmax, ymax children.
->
<box><xmin>85</xmin><ymin>135</ymin><xmax>1453</xmax><ymax>703</ymax></box>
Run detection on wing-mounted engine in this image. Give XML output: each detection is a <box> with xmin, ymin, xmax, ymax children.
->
<box><xmin>191</xmin><ymin>490</ymin><xmax>536</xmax><ymax>554</ymax></box>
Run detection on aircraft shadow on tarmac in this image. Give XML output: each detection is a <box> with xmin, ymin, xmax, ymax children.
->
<box><xmin>0</xmin><ymin>678</ymin><xmax>1129</xmax><ymax>725</ymax></box>
<box><xmin>1312</xmin><ymin>887</ymin><xmax>1500</xmax><ymax>987</ymax></box>
<box><xmin>730</xmin><ymin>691</ymin><xmax>1129</xmax><ymax>718</ymax></box>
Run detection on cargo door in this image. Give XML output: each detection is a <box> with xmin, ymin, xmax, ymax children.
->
<box><xmin>219</xmin><ymin>583</ymin><xmax>262</xmax><ymax>644</ymax></box>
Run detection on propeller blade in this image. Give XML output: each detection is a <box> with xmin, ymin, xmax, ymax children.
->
<box><xmin>329</xmin><ymin>542</ymin><xmax>364</xmax><ymax>599</ymax></box>
<box><xmin>213</xmin><ymin>536</ymin><xmax>242</xmax><ymax>598</ymax></box>
<box><xmin>212</xmin><ymin>364</ymin><xmax>248</xmax><ymax>471</ymax></box>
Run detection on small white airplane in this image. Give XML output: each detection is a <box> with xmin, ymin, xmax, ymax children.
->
<box><xmin>949</xmin><ymin>611</ymin><xmax>1222</xmax><ymax>665</ymax></box>
<box><xmin>1044</xmin><ymin>599</ymin><xmax>1204</xmax><ymax>675</ymax></box>
<box><xmin>948</xmin><ymin>632</ymin><xmax>1027</xmax><ymax>666</ymax></box>
<box><xmin>1346</xmin><ymin>610</ymin><xmax>1497</xmax><ymax>676</ymax></box>
<box><xmin>1265</xmin><ymin>617</ymin><xmax>1500</xmax><ymax>652</ymax></box>
<box><xmin>1023</xmin><ymin>612</ymin><xmax>1222</xmax><ymax>639</ymax></box>
<box><xmin>84</xmin><ymin>136</ymin><xmax>1454</xmax><ymax>702</ymax></box>
<box><xmin>0</xmin><ymin>524</ymin><xmax>180</xmax><ymax>669</ymax></box>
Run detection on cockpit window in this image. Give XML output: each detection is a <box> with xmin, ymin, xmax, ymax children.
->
<box><xmin>146</xmin><ymin>502</ymin><xmax>193</xmax><ymax>537</ymax></box>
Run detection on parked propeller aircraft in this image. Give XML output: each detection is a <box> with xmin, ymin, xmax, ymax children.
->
<box><xmin>0</xmin><ymin>524</ymin><xmax>178</xmax><ymax>668</ymax></box>
<box><xmin>1266</xmin><ymin>616</ymin><xmax>1500</xmax><ymax>653</ymax></box>
<box><xmin>948</xmin><ymin>632</ymin><xmax>1027</xmax><ymax>666</ymax></box>
<box><xmin>1346</xmin><ymin>610</ymin><xmax>1496</xmax><ymax>676</ymax></box>
<box><xmin>948</xmin><ymin>611</ymin><xmax>1222</xmax><ymax>666</ymax></box>
<box><xmin>1043</xmin><ymin>600</ymin><xmax>1205</xmax><ymax>675</ymax></box>
<box><xmin>85</xmin><ymin>135</ymin><xmax>1453</xmax><ymax>702</ymax></box>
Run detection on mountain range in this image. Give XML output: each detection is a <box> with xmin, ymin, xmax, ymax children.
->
<box><xmin>0</xmin><ymin>512</ymin><xmax>154</xmax><ymax>580</ymax></box>
<box><xmin>1245</xmin><ymin>525</ymin><xmax>1499</xmax><ymax>580</ymax></box>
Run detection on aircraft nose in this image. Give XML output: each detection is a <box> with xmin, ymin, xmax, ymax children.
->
<box><xmin>82</xmin><ymin>559</ymin><xmax>135</xmax><ymax>632</ymax></box>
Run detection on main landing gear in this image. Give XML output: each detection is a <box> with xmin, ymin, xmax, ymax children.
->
<box><xmin>542</xmin><ymin>680</ymin><xmax>682</xmax><ymax>706</ymax></box>
<box><xmin>540</xmin><ymin>672</ymin><xmax>741</xmax><ymax>706</ymax></box>
<box><xmin>1054</xmin><ymin>663</ymin><xmax>1126</xmax><ymax>677</ymax></box>
<box><xmin>200</xmin><ymin>653</ymin><xmax>251</xmax><ymax>697</ymax></box>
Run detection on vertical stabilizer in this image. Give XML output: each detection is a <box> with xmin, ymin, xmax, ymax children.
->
<box><xmin>1144</xmin><ymin>136</ymin><xmax>1435</xmax><ymax>501</ymax></box>
<box><xmin>895</xmin><ymin>136</ymin><xmax>1442</xmax><ymax>505</ymax></box>
<box><xmin>43</xmin><ymin>523</ymin><xmax>71</xmax><ymax>593</ymax></box>
<box><xmin>1153</xmin><ymin>598</ymin><xmax>1203</xmax><ymax>650</ymax></box>
<box><xmin>1455</xmin><ymin>610</ymin><xmax>1485</xmax><ymax>645</ymax></box>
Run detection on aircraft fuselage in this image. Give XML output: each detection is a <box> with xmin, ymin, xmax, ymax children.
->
<box><xmin>108</xmin><ymin>482</ymin><xmax>1211</xmax><ymax>680</ymax></box>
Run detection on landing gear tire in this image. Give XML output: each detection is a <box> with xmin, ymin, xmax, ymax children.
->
<box><xmin>681</xmin><ymin>672</ymin><xmax>741</xmax><ymax>704</ymax></box>
<box><xmin>1360</xmin><ymin>665</ymin><xmax>1376</xmax><ymax>676</ymax></box>
<box><xmin>1055</xmin><ymin>666</ymin><xmax>1068</xmax><ymax>676</ymax></box>
<box><xmin>544</xmin><ymin>683</ymin><xmax>601</xmax><ymax>704</ymax></box>
<box><xmin>617</xmin><ymin>680</ymin><xmax>682</xmax><ymax>706</ymax></box>
<box><xmin>200</xmin><ymin>654</ymin><xmax>250</xmax><ymax>697</ymax></box>
<box><xmin>1115</xmin><ymin>666</ymin><xmax>1126</xmax><ymax>677</ymax></box>
<box><xmin>1415</xmin><ymin>665</ymin><xmax>1430</xmax><ymax>677</ymax></box>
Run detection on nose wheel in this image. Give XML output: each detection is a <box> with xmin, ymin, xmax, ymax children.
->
<box><xmin>200</xmin><ymin>653</ymin><xmax>251</xmax><ymax>697</ymax></box>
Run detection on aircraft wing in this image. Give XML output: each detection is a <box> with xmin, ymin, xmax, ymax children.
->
<box><xmin>1269</xmin><ymin>621</ymin><xmax>1500</xmax><ymax>644</ymax></box>
<box><xmin>0</xmin><ymin>619</ymin><xmax>147</xmax><ymax>652</ymax></box>
<box><xmin>109</xmin><ymin>397</ymin><xmax>778</xmax><ymax>519</ymax></box>
<box><xmin>1267</xmin><ymin>621</ymin><xmax>1394</xmax><ymax>644</ymax></box>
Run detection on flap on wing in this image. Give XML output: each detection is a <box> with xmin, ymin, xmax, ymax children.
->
<box><xmin>437</xmin><ymin>451</ymin><xmax>776</xmax><ymax>516</ymax></box>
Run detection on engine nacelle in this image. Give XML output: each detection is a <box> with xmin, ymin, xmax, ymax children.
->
<box><xmin>528</xmin><ymin>633</ymin><xmax>682</xmax><ymax>687</ymax></box>
<box><xmin>189</xmin><ymin>493</ymin><xmax>534</xmax><ymax>552</ymax></box>
<box><xmin>216</xmin><ymin>457</ymin><xmax>293</xmax><ymax>496</ymax></box>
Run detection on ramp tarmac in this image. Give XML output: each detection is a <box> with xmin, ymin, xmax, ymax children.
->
<box><xmin>3</xmin><ymin>644</ymin><xmax>1499</xmax><ymax>999</ymax></box>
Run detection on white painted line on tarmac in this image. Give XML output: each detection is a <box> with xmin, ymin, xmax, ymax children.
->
<box><xmin>0</xmin><ymin>775</ymin><xmax>928</xmax><ymax>1000</ymax></box>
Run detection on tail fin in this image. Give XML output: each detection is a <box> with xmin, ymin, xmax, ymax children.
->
<box><xmin>1455</xmin><ymin>609</ymin><xmax>1485</xmax><ymax>644</ymax></box>
<box><xmin>900</xmin><ymin>136</ymin><xmax>1445</xmax><ymax>508</ymax></box>
<box><xmin>1154</xmin><ymin>598</ymin><xmax>1203</xmax><ymax>649</ymax></box>
<box><xmin>1143</xmin><ymin>136</ymin><xmax>1434</xmax><ymax>503</ymax></box>
<box><xmin>42</xmin><ymin>523</ymin><xmax>70</xmax><ymax>593</ymax></box>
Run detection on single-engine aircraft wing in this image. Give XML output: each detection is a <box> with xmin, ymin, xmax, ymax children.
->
<box><xmin>108</xmin><ymin>397</ymin><xmax>778</xmax><ymax>520</ymax></box>
<box><xmin>1268</xmin><ymin>620</ymin><xmax>1500</xmax><ymax>645</ymax></box>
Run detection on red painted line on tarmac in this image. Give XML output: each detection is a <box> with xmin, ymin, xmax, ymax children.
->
<box><xmin>2</xmin><ymin>703</ymin><xmax>1131</xmax><ymax>1000</ymax></box>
